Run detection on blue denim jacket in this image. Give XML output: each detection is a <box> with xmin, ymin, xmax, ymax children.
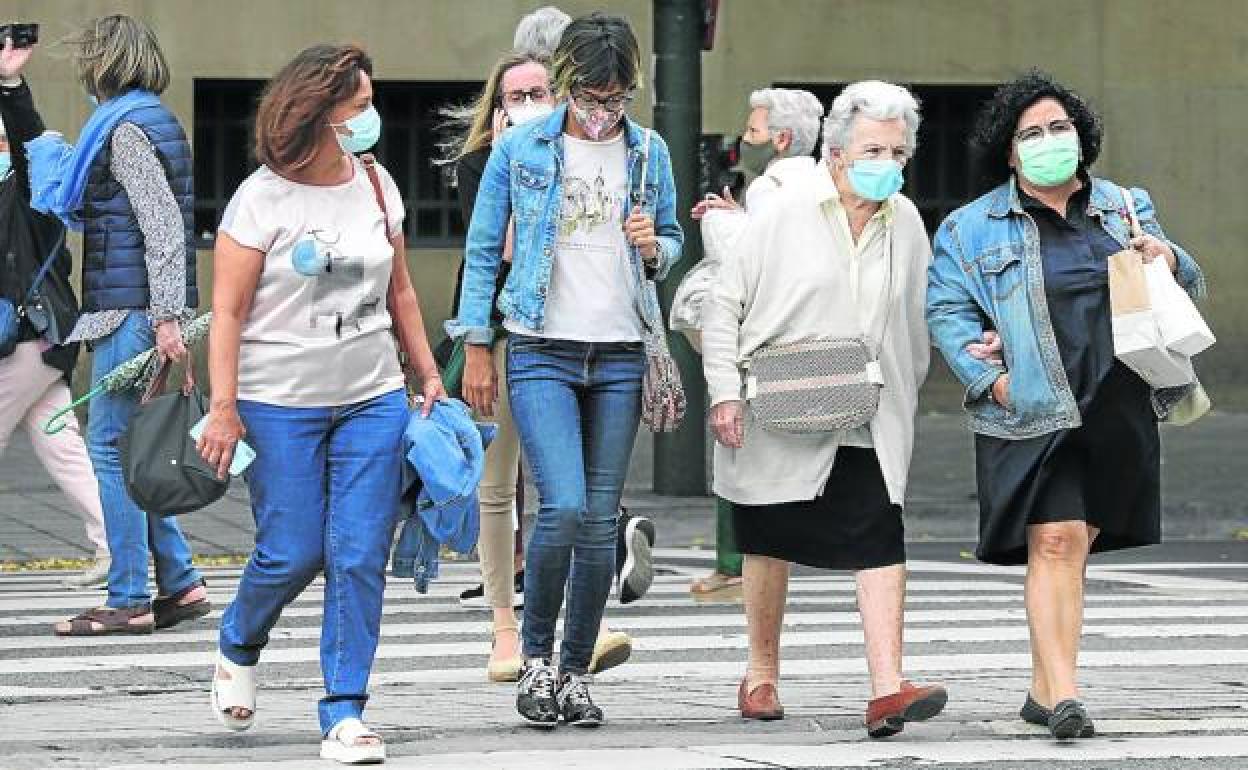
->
<box><xmin>447</xmin><ymin>103</ymin><xmax>684</xmax><ymax>344</ymax></box>
<box><xmin>926</xmin><ymin>176</ymin><xmax>1206</xmax><ymax>440</ymax></box>
<box><xmin>392</xmin><ymin>399</ymin><xmax>496</xmax><ymax>592</ymax></box>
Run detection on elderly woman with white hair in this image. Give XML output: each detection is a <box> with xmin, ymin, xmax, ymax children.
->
<box><xmin>675</xmin><ymin>87</ymin><xmax>824</xmax><ymax>603</ymax></box>
<box><xmin>701</xmin><ymin>80</ymin><xmax>947</xmax><ymax>738</ymax></box>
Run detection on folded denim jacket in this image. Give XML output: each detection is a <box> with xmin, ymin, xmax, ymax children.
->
<box><xmin>391</xmin><ymin>398</ymin><xmax>496</xmax><ymax>593</ymax></box>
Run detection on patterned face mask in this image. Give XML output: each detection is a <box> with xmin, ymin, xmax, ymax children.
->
<box><xmin>569</xmin><ymin>100</ymin><xmax>624</xmax><ymax>141</ymax></box>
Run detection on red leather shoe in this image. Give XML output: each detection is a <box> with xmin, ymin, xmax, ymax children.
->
<box><xmin>864</xmin><ymin>680</ymin><xmax>948</xmax><ymax>738</ymax></box>
<box><xmin>738</xmin><ymin>678</ymin><xmax>785</xmax><ymax>720</ymax></box>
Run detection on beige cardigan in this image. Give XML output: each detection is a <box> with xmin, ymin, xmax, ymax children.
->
<box><xmin>701</xmin><ymin>169</ymin><xmax>932</xmax><ymax>506</ymax></box>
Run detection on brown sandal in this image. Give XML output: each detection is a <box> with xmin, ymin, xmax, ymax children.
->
<box><xmin>153</xmin><ymin>578</ymin><xmax>212</xmax><ymax>630</ymax></box>
<box><xmin>54</xmin><ymin>606</ymin><xmax>154</xmax><ymax>637</ymax></box>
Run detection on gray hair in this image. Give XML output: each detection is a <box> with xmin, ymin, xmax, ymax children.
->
<box><xmin>821</xmin><ymin>80</ymin><xmax>921</xmax><ymax>161</ymax></box>
<box><xmin>513</xmin><ymin>6</ymin><xmax>572</xmax><ymax>58</ymax></box>
<box><xmin>748</xmin><ymin>88</ymin><xmax>824</xmax><ymax>157</ymax></box>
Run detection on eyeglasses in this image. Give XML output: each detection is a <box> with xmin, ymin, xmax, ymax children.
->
<box><xmin>1014</xmin><ymin>119</ymin><xmax>1076</xmax><ymax>143</ymax></box>
<box><xmin>500</xmin><ymin>86</ymin><xmax>552</xmax><ymax>108</ymax></box>
<box><xmin>571</xmin><ymin>88</ymin><xmax>635</xmax><ymax>113</ymax></box>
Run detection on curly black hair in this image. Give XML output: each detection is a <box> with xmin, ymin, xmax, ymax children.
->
<box><xmin>970</xmin><ymin>69</ymin><xmax>1103</xmax><ymax>190</ymax></box>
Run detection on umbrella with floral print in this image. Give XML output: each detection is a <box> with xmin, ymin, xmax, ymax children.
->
<box><xmin>43</xmin><ymin>313</ymin><xmax>212</xmax><ymax>434</ymax></box>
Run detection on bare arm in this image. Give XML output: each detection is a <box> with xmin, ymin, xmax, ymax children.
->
<box><xmin>197</xmin><ymin>232</ymin><xmax>263</xmax><ymax>479</ymax></box>
<box><xmin>387</xmin><ymin>230</ymin><xmax>447</xmax><ymax>416</ymax></box>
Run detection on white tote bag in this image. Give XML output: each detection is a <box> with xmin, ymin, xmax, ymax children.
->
<box><xmin>1108</xmin><ymin>190</ymin><xmax>1195</xmax><ymax>388</ymax></box>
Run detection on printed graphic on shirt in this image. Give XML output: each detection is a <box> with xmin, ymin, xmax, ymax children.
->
<box><xmin>558</xmin><ymin>165</ymin><xmax>627</xmax><ymax>240</ymax></box>
<box><xmin>294</xmin><ymin>228</ymin><xmax>384</xmax><ymax>336</ymax></box>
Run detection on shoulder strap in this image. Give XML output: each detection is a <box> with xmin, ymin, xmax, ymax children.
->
<box><xmin>23</xmin><ymin>226</ymin><xmax>67</xmax><ymax>306</ymax></box>
<box><xmin>360</xmin><ymin>154</ymin><xmax>389</xmax><ymax>226</ymax></box>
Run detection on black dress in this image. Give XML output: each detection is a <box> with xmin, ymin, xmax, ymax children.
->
<box><xmin>974</xmin><ymin>182</ymin><xmax>1161</xmax><ymax>566</ymax></box>
<box><xmin>732</xmin><ymin>447</ymin><xmax>905</xmax><ymax>571</ymax></box>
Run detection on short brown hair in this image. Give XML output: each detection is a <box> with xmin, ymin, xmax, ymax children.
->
<box><xmin>254</xmin><ymin>44</ymin><xmax>373</xmax><ymax>175</ymax></box>
<box><xmin>69</xmin><ymin>15</ymin><xmax>170</xmax><ymax>100</ymax></box>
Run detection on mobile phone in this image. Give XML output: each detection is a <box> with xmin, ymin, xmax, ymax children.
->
<box><xmin>188</xmin><ymin>414</ymin><xmax>256</xmax><ymax>476</ymax></box>
<box><xmin>0</xmin><ymin>23</ymin><xmax>39</xmax><ymax>48</ymax></box>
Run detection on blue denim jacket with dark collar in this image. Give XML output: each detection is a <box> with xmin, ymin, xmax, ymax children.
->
<box><xmin>447</xmin><ymin>103</ymin><xmax>684</xmax><ymax>345</ymax></box>
<box><xmin>926</xmin><ymin>175</ymin><xmax>1207</xmax><ymax>440</ymax></box>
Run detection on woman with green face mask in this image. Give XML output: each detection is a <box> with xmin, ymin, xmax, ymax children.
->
<box><xmin>926</xmin><ymin>71</ymin><xmax>1207</xmax><ymax>741</ymax></box>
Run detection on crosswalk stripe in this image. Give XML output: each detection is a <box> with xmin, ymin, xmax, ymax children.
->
<box><xmin>97</xmin><ymin>733</ymin><xmax>1248</xmax><ymax>769</ymax></box>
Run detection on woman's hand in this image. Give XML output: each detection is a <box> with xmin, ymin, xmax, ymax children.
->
<box><xmin>691</xmin><ymin>186</ymin><xmax>741</xmax><ymax>220</ymax></box>
<box><xmin>966</xmin><ymin>330</ymin><xmax>1004</xmax><ymax>367</ymax></box>
<box><xmin>710</xmin><ymin>400</ymin><xmax>745</xmax><ymax>449</ymax></box>
<box><xmin>463</xmin><ymin>344</ymin><xmax>498</xmax><ymax>418</ymax></box>
<box><xmin>415</xmin><ymin>373</ymin><xmax>447</xmax><ymax>418</ymax></box>
<box><xmin>491</xmin><ymin>108</ymin><xmax>509</xmax><ymax>143</ymax></box>
<box><xmin>991</xmin><ymin>373</ymin><xmax>1011</xmax><ymax>410</ymax></box>
<box><xmin>0</xmin><ymin>37</ymin><xmax>34</xmax><ymax>80</ymax></box>
<box><xmin>625</xmin><ymin>206</ymin><xmax>658</xmax><ymax>263</ymax></box>
<box><xmin>197</xmin><ymin>403</ymin><xmax>246</xmax><ymax>481</ymax></box>
<box><xmin>1131</xmin><ymin>233</ymin><xmax>1178</xmax><ymax>274</ymax></box>
<box><xmin>154</xmin><ymin>319</ymin><xmax>187</xmax><ymax>363</ymax></box>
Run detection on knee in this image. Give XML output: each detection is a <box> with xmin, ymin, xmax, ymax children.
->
<box><xmin>1030</xmin><ymin>524</ymin><xmax>1088</xmax><ymax>565</ymax></box>
<box><xmin>253</xmin><ymin>543</ymin><xmax>323</xmax><ymax>585</ymax></box>
<box><xmin>535</xmin><ymin>497</ymin><xmax>586</xmax><ymax>545</ymax></box>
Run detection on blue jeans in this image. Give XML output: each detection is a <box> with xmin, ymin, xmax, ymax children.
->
<box><xmin>218</xmin><ymin>389</ymin><xmax>407</xmax><ymax>735</ymax></box>
<box><xmin>507</xmin><ymin>334</ymin><xmax>644</xmax><ymax>675</ymax></box>
<box><xmin>86</xmin><ymin>311</ymin><xmax>200</xmax><ymax>609</ymax></box>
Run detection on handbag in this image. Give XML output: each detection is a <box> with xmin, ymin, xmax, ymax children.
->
<box><xmin>1118</xmin><ymin>189</ymin><xmax>1215</xmax><ymax>357</ymax></box>
<box><xmin>632</xmin><ymin>129</ymin><xmax>686</xmax><ymax>433</ymax></box>
<box><xmin>0</xmin><ymin>227</ymin><xmax>66</xmax><ymax>358</ymax></box>
<box><xmin>743</xmin><ymin>221</ymin><xmax>895</xmax><ymax>435</ymax></box>
<box><xmin>1108</xmin><ymin>188</ymin><xmax>1197</xmax><ymax>388</ymax></box>
<box><xmin>118</xmin><ymin>357</ymin><xmax>229</xmax><ymax>516</ymax></box>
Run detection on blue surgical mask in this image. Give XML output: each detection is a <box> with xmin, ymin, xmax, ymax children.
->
<box><xmin>847</xmin><ymin>158</ymin><xmax>905</xmax><ymax>202</ymax></box>
<box><xmin>0</xmin><ymin>152</ymin><xmax>10</xmax><ymax>179</ymax></box>
<box><xmin>333</xmin><ymin>105</ymin><xmax>381</xmax><ymax>154</ymax></box>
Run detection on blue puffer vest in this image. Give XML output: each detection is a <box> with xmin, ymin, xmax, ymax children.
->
<box><xmin>81</xmin><ymin>103</ymin><xmax>197</xmax><ymax>312</ymax></box>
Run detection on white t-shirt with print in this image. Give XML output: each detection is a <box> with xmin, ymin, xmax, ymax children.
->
<box><xmin>219</xmin><ymin>157</ymin><xmax>407</xmax><ymax>408</ymax></box>
<box><xmin>507</xmin><ymin>132</ymin><xmax>642</xmax><ymax>342</ymax></box>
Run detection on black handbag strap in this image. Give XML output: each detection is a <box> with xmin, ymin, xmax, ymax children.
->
<box><xmin>21</xmin><ymin>226</ymin><xmax>67</xmax><ymax>307</ymax></box>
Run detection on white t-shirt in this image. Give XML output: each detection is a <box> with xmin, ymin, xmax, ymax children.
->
<box><xmin>219</xmin><ymin>158</ymin><xmax>407</xmax><ymax>407</ymax></box>
<box><xmin>506</xmin><ymin>132</ymin><xmax>642</xmax><ymax>341</ymax></box>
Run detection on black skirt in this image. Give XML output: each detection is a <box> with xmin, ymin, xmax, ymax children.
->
<box><xmin>732</xmin><ymin>448</ymin><xmax>905</xmax><ymax>570</ymax></box>
<box><xmin>974</xmin><ymin>362</ymin><xmax>1161</xmax><ymax>566</ymax></box>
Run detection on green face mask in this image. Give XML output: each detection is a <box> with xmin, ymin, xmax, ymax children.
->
<box><xmin>1016</xmin><ymin>132</ymin><xmax>1080</xmax><ymax>187</ymax></box>
<box><xmin>736</xmin><ymin>138</ymin><xmax>780</xmax><ymax>186</ymax></box>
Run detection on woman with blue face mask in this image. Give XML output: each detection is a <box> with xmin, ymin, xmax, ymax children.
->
<box><xmin>196</xmin><ymin>44</ymin><xmax>446</xmax><ymax>763</ymax></box>
<box><xmin>701</xmin><ymin>80</ymin><xmax>947</xmax><ymax>738</ymax></box>
<box><xmin>927</xmin><ymin>71</ymin><xmax>1206</xmax><ymax>741</ymax></box>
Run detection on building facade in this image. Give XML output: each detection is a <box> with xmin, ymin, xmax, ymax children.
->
<box><xmin>11</xmin><ymin>0</ymin><xmax>1245</xmax><ymax>405</ymax></box>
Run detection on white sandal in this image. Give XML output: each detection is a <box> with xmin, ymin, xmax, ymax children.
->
<box><xmin>320</xmin><ymin>717</ymin><xmax>386</xmax><ymax>765</ymax></box>
<box><xmin>210</xmin><ymin>652</ymin><xmax>256</xmax><ymax>732</ymax></box>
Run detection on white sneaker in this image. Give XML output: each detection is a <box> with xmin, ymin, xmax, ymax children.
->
<box><xmin>62</xmin><ymin>557</ymin><xmax>110</xmax><ymax>590</ymax></box>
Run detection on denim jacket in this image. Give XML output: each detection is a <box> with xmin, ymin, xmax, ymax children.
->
<box><xmin>447</xmin><ymin>103</ymin><xmax>684</xmax><ymax>345</ymax></box>
<box><xmin>392</xmin><ymin>399</ymin><xmax>495</xmax><ymax>592</ymax></box>
<box><xmin>926</xmin><ymin>176</ymin><xmax>1206</xmax><ymax>440</ymax></box>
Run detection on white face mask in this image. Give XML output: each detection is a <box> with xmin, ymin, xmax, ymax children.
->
<box><xmin>506</xmin><ymin>101</ymin><xmax>555</xmax><ymax>127</ymax></box>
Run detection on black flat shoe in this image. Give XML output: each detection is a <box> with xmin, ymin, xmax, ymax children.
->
<box><xmin>1021</xmin><ymin>693</ymin><xmax>1095</xmax><ymax>737</ymax></box>
<box><xmin>1048</xmin><ymin>698</ymin><xmax>1090</xmax><ymax>741</ymax></box>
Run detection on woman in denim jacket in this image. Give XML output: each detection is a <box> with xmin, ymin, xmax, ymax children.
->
<box><xmin>927</xmin><ymin>71</ymin><xmax>1206</xmax><ymax>741</ymax></box>
<box><xmin>450</xmin><ymin>12</ymin><xmax>682</xmax><ymax>729</ymax></box>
